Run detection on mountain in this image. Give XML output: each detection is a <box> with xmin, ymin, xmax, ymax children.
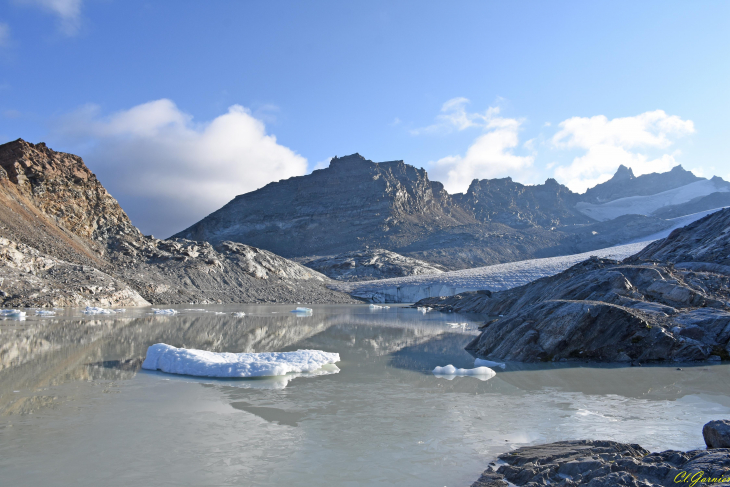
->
<box><xmin>175</xmin><ymin>154</ymin><xmax>703</xmax><ymax>270</ymax></box>
<box><xmin>303</xmin><ymin>248</ymin><xmax>446</xmax><ymax>281</ymax></box>
<box><xmin>580</xmin><ymin>164</ymin><xmax>704</xmax><ymax>204</ymax></box>
<box><xmin>0</xmin><ymin>139</ymin><xmax>355</xmax><ymax>307</ymax></box>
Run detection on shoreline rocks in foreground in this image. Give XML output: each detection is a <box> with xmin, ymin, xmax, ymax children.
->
<box><xmin>472</xmin><ymin>421</ymin><xmax>730</xmax><ymax>486</ymax></box>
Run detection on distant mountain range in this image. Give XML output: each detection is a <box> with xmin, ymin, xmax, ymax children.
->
<box><xmin>175</xmin><ymin>154</ymin><xmax>730</xmax><ymax>270</ymax></box>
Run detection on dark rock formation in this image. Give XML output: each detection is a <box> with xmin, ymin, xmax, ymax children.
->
<box><xmin>417</xmin><ymin>208</ymin><xmax>730</xmax><ymax>363</ymax></box>
<box><xmin>471</xmin><ymin>439</ymin><xmax>730</xmax><ymax>487</ymax></box>
<box><xmin>0</xmin><ymin>139</ymin><xmax>357</xmax><ymax>307</ymax></box>
<box><xmin>631</xmin><ymin>207</ymin><xmax>730</xmax><ymax>266</ymax></box>
<box><xmin>303</xmin><ymin>248</ymin><xmax>445</xmax><ymax>281</ymax></box>
<box><xmin>581</xmin><ymin>164</ymin><xmax>704</xmax><ymax>204</ymax></box>
<box><xmin>454</xmin><ymin>177</ymin><xmax>590</xmax><ymax>228</ymax></box>
<box><xmin>704</xmin><ymin>420</ymin><xmax>730</xmax><ymax>449</ymax></box>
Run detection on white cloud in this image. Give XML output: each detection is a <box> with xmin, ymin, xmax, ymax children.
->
<box><xmin>552</xmin><ymin>110</ymin><xmax>695</xmax><ymax>193</ymax></box>
<box><xmin>311</xmin><ymin>157</ymin><xmax>332</xmax><ymax>171</ymax></box>
<box><xmin>17</xmin><ymin>0</ymin><xmax>82</xmax><ymax>36</ymax></box>
<box><xmin>55</xmin><ymin>99</ymin><xmax>308</xmax><ymax>236</ymax></box>
<box><xmin>424</xmin><ymin>100</ymin><xmax>533</xmax><ymax>193</ymax></box>
<box><xmin>411</xmin><ymin>97</ymin><xmax>505</xmax><ymax>135</ymax></box>
<box><xmin>0</xmin><ymin>23</ymin><xmax>10</xmax><ymax>47</ymax></box>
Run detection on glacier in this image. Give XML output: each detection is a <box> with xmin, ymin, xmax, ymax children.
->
<box><xmin>141</xmin><ymin>343</ymin><xmax>340</xmax><ymax>378</ymax></box>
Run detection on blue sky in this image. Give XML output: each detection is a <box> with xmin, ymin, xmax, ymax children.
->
<box><xmin>1</xmin><ymin>0</ymin><xmax>728</xmax><ymax>236</ymax></box>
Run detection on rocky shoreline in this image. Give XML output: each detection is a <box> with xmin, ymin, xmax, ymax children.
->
<box><xmin>471</xmin><ymin>421</ymin><xmax>730</xmax><ymax>487</ymax></box>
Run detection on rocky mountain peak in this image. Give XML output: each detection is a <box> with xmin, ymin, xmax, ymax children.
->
<box><xmin>0</xmin><ymin>138</ymin><xmax>139</xmax><ymax>245</ymax></box>
<box><xmin>611</xmin><ymin>164</ymin><xmax>635</xmax><ymax>181</ymax></box>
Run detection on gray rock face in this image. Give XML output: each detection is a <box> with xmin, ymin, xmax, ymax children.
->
<box><xmin>417</xmin><ymin>208</ymin><xmax>730</xmax><ymax>363</ymax></box>
<box><xmin>704</xmin><ymin>420</ymin><xmax>730</xmax><ymax>449</ymax></box>
<box><xmin>303</xmin><ymin>248</ymin><xmax>445</xmax><ymax>281</ymax></box>
<box><xmin>471</xmin><ymin>440</ymin><xmax>730</xmax><ymax>487</ymax></box>
<box><xmin>581</xmin><ymin>164</ymin><xmax>705</xmax><ymax>204</ymax></box>
<box><xmin>632</xmin><ymin>207</ymin><xmax>730</xmax><ymax>266</ymax></box>
<box><xmin>0</xmin><ymin>139</ymin><xmax>357</xmax><ymax>306</ymax></box>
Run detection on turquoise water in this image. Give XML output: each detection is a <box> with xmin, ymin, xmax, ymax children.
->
<box><xmin>1</xmin><ymin>304</ymin><xmax>729</xmax><ymax>486</ymax></box>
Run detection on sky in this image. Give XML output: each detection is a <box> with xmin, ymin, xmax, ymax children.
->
<box><xmin>0</xmin><ymin>0</ymin><xmax>728</xmax><ymax>237</ymax></box>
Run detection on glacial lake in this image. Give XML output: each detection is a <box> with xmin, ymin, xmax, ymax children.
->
<box><xmin>1</xmin><ymin>304</ymin><xmax>729</xmax><ymax>487</ymax></box>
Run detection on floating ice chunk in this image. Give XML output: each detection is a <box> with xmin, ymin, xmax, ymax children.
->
<box><xmin>141</xmin><ymin>343</ymin><xmax>340</xmax><ymax>378</ymax></box>
<box><xmin>474</xmin><ymin>358</ymin><xmax>506</xmax><ymax>369</ymax></box>
<box><xmin>152</xmin><ymin>308</ymin><xmax>178</xmax><ymax>315</ymax></box>
<box><xmin>432</xmin><ymin>364</ymin><xmax>496</xmax><ymax>380</ymax></box>
<box><xmin>114</xmin><ymin>309</ymin><xmax>126</xmax><ymax>313</ymax></box>
<box><xmin>291</xmin><ymin>307</ymin><xmax>313</xmax><ymax>316</ymax></box>
<box><xmin>213</xmin><ymin>312</ymin><xmax>226</xmax><ymax>315</ymax></box>
<box><xmin>82</xmin><ymin>306</ymin><xmax>114</xmax><ymax>315</ymax></box>
<box><xmin>417</xmin><ymin>306</ymin><xmax>432</xmax><ymax>313</ymax></box>
<box><xmin>447</xmin><ymin>322</ymin><xmax>470</xmax><ymax>329</ymax></box>
<box><xmin>183</xmin><ymin>309</ymin><xmax>206</xmax><ymax>312</ymax></box>
<box><xmin>1</xmin><ymin>309</ymin><xmax>27</xmax><ymax>318</ymax></box>
<box><xmin>232</xmin><ymin>312</ymin><xmax>246</xmax><ymax>317</ymax></box>
<box><xmin>369</xmin><ymin>304</ymin><xmax>390</xmax><ymax>309</ymax></box>
<box><xmin>35</xmin><ymin>310</ymin><xmax>56</xmax><ymax>316</ymax></box>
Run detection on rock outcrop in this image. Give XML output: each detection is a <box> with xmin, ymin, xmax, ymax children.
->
<box><xmin>174</xmin><ymin>154</ymin><xmax>704</xmax><ymax>270</ymax></box>
<box><xmin>471</xmin><ymin>438</ymin><xmax>730</xmax><ymax>487</ymax></box>
<box><xmin>703</xmin><ymin>420</ymin><xmax>730</xmax><ymax>449</ymax></box>
<box><xmin>0</xmin><ymin>139</ymin><xmax>357</xmax><ymax>306</ymax></box>
<box><xmin>303</xmin><ymin>248</ymin><xmax>445</xmax><ymax>281</ymax></box>
<box><xmin>417</xmin><ymin>208</ymin><xmax>730</xmax><ymax>363</ymax></box>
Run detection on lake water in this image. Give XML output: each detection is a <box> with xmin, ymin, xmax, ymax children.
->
<box><xmin>1</xmin><ymin>304</ymin><xmax>729</xmax><ymax>486</ymax></box>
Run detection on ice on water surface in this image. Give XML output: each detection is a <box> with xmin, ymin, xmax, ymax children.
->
<box><xmin>82</xmin><ymin>306</ymin><xmax>114</xmax><ymax>315</ymax></box>
<box><xmin>291</xmin><ymin>307</ymin><xmax>313</xmax><ymax>316</ymax></box>
<box><xmin>152</xmin><ymin>308</ymin><xmax>178</xmax><ymax>315</ymax></box>
<box><xmin>474</xmin><ymin>358</ymin><xmax>506</xmax><ymax>369</ymax></box>
<box><xmin>432</xmin><ymin>364</ymin><xmax>496</xmax><ymax>380</ymax></box>
<box><xmin>141</xmin><ymin>343</ymin><xmax>340</xmax><ymax>378</ymax></box>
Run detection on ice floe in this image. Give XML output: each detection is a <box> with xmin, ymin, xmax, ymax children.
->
<box><xmin>369</xmin><ymin>304</ymin><xmax>390</xmax><ymax>310</ymax></box>
<box><xmin>82</xmin><ymin>306</ymin><xmax>114</xmax><ymax>315</ymax></box>
<box><xmin>432</xmin><ymin>364</ymin><xmax>496</xmax><ymax>380</ymax></box>
<box><xmin>152</xmin><ymin>308</ymin><xmax>178</xmax><ymax>315</ymax></box>
<box><xmin>114</xmin><ymin>309</ymin><xmax>126</xmax><ymax>313</ymax></box>
<box><xmin>232</xmin><ymin>312</ymin><xmax>246</xmax><ymax>317</ymax></box>
<box><xmin>291</xmin><ymin>307</ymin><xmax>313</xmax><ymax>316</ymax></box>
<box><xmin>417</xmin><ymin>306</ymin><xmax>432</xmax><ymax>313</ymax></box>
<box><xmin>1</xmin><ymin>309</ymin><xmax>26</xmax><ymax>319</ymax></box>
<box><xmin>474</xmin><ymin>358</ymin><xmax>506</xmax><ymax>369</ymax></box>
<box><xmin>35</xmin><ymin>310</ymin><xmax>56</xmax><ymax>316</ymax></box>
<box><xmin>141</xmin><ymin>343</ymin><xmax>340</xmax><ymax>378</ymax></box>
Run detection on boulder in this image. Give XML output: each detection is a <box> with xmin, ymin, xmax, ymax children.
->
<box><xmin>703</xmin><ymin>420</ymin><xmax>730</xmax><ymax>448</ymax></box>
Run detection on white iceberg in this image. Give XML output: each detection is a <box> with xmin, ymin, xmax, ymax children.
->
<box><xmin>432</xmin><ymin>364</ymin><xmax>496</xmax><ymax>380</ymax></box>
<box><xmin>114</xmin><ymin>309</ymin><xmax>126</xmax><ymax>313</ymax></box>
<box><xmin>291</xmin><ymin>307</ymin><xmax>313</xmax><ymax>316</ymax></box>
<box><xmin>35</xmin><ymin>310</ymin><xmax>56</xmax><ymax>316</ymax></box>
<box><xmin>369</xmin><ymin>304</ymin><xmax>390</xmax><ymax>309</ymax></box>
<box><xmin>1</xmin><ymin>309</ymin><xmax>26</xmax><ymax>318</ymax></box>
<box><xmin>82</xmin><ymin>306</ymin><xmax>113</xmax><ymax>315</ymax></box>
<box><xmin>141</xmin><ymin>343</ymin><xmax>340</xmax><ymax>378</ymax></box>
<box><xmin>417</xmin><ymin>306</ymin><xmax>432</xmax><ymax>313</ymax></box>
<box><xmin>474</xmin><ymin>358</ymin><xmax>506</xmax><ymax>369</ymax></box>
<box><xmin>152</xmin><ymin>308</ymin><xmax>177</xmax><ymax>315</ymax></box>
<box><xmin>232</xmin><ymin>312</ymin><xmax>246</xmax><ymax>317</ymax></box>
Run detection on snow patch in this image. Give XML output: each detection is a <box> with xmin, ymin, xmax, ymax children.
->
<box><xmin>576</xmin><ymin>180</ymin><xmax>729</xmax><ymax>222</ymax></box>
<box><xmin>141</xmin><ymin>343</ymin><xmax>340</xmax><ymax>378</ymax></box>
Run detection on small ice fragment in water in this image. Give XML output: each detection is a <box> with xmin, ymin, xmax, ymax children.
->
<box><xmin>417</xmin><ymin>306</ymin><xmax>432</xmax><ymax>313</ymax></box>
<box><xmin>291</xmin><ymin>307</ymin><xmax>313</xmax><ymax>316</ymax></box>
<box><xmin>213</xmin><ymin>312</ymin><xmax>226</xmax><ymax>315</ymax></box>
<box><xmin>183</xmin><ymin>309</ymin><xmax>206</xmax><ymax>312</ymax></box>
<box><xmin>82</xmin><ymin>306</ymin><xmax>113</xmax><ymax>315</ymax></box>
<box><xmin>369</xmin><ymin>304</ymin><xmax>390</xmax><ymax>309</ymax></box>
<box><xmin>232</xmin><ymin>312</ymin><xmax>246</xmax><ymax>317</ymax></box>
<box><xmin>114</xmin><ymin>309</ymin><xmax>126</xmax><ymax>313</ymax></box>
<box><xmin>432</xmin><ymin>364</ymin><xmax>496</xmax><ymax>380</ymax></box>
<box><xmin>141</xmin><ymin>343</ymin><xmax>340</xmax><ymax>378</ymax></box>
<box><xmin>152</xmin><ymin>308</ymin><xmax>177</xmax><ymax>315</ymax></box>
<box><xmin>35</xmin><ymin>310</ymin><xmax>55</xmax><ymax>316</ymax></box>
<box><xmin>474</xmin><ymin>358</ymin><xmax>506</xmax><ymax>369</ymax></box>
<box><xmin>447</xmin><ymin>322</ymin><xmax>469</xmax><ymax>329</ymax></box>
